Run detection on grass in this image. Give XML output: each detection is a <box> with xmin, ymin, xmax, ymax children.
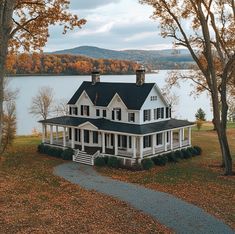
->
<box><xmin>0</xmin><ymin>136</ymin><xmax>170</xmax><ymax>233</ymax></box>
<box><xmin>97</xmin><ymin>123</ymin><xmax>235</xmax><ymax>229</ymax></box>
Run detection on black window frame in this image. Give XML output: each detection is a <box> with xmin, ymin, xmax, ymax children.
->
<box><xmin>144</xmin><ymin>109</ymin><xmax>151</xmax><ymax>122</ymax></box>
<box><xmin>128</xmin><ymin>112</ymin><xmax>135</xmax><ymax>122</ymax></box>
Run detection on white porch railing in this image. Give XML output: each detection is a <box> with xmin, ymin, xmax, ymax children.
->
<box><xmin>118</xmin><ymin>149</ymin><xmax>133</xmax><ymax>157</ymax></box>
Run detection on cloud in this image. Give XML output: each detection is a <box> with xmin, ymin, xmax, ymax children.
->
<box><xmin>44</xmin><ymin>0</ymin><xmax>174</xmax><ymax>52</ymax></box>
<box><xmin>70</xmin><ymin>0</ymin><xmax>121</xmax><ymax>10</ymax></box>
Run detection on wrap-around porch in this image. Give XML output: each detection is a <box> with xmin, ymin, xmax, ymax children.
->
<box><xmin>42</xmin><ymin>124</ymin><xmax>192</xmax><ymax>160</ymax></box>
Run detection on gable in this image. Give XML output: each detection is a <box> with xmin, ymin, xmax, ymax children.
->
<box><xmin>78</xmin><ymin>121</ymin><xmax>98</xmax><ymax>131</ymax></box>
<box><xmin>107</xmin><ymin>93</ymin><xmax>127</xmax><ymax>110</ymax></box>
<box><xmin>75</xmin><ymin>90</ymin><xmax>93</xmax><ymax>106</ymax></box>
<box><xmin>141</xmin><ymin>84</ymin><xmax>169</xmax><ymax>110</ymax></box>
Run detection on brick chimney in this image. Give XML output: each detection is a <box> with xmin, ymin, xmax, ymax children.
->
<box><xmin>91</xmin><ymin>68</ymin><xmax>100</xmax><ymax>85</ymax></box>
<box><xmin>136</xmin><ymin>65</ymin><xmax>145</xmax><ymax>86</ymax></box>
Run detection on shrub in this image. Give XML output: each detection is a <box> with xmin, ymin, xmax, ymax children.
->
<box><xmin>152</xmin><ymin>155</ymin><xmax>168</xmax><ymax>166</ymax></box>
<box><xmin>107</xmin><ymin>156</ymin><xmax>121</xmax><ymax>168</ymax></box>
<box><xmin>141</xmin><ymin>158</ymin><xmax>154</xmax><ymax>170</ymax></box>
<box><xmin>166</xmin><ymin>152</ymin><xmax>178</xmax><ymax>163</ymax></box>
<box><xmin>186</xmin><ymin>148</ymin><xmax>193</xmax><ymax>158</ymax></box>
<box><xmin>94</xmin><ymin>157</ymin><xmax>106</xmax><ymax>167</ymax></box>
<box><xmin>193</xmin><ymin>146</ymin><xmax>202</xmax><ymax>155</ymax></box>
<box><xmin>103</xmin><ymin>156</ymin><xmax>109</xmax><ymax>164</ymax></box>
<box><xmin>187</xmin><ymin>147</ymin><xmax>198</xmax><ymax>156</ymax></box>
<box><xmin>37</xmin><ymin>143</ymin><xmax>44</xmax><ymax>153</ymax></box>
<box><xmin>182</xmin><ymin>149</ymin><xmax>191</xmax><ymax>159</ymax></box>
<box><xmin>61</xmin><ymin>148</ymin><xmax>74</xmax><ymax>160</ymax></box>
<box><xmin>175</xmin><ymin>150</ymin><xmax>184</xmax><ymax>159</ymax></box>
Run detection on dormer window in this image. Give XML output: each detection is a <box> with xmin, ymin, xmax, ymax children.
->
<box><xmin>81</xmin><ymin>105</ymin><xmax>90</xmax><ymax>116</ymax></box>
<box><xmin>103</xmin><ymin>110</ymin><xmax>107</xmax><ymax>118</ymax></box>
<box><xmin>96</xmin><ymin>109</ymin><xmax>100</xmax><ymax>117</ymax></box>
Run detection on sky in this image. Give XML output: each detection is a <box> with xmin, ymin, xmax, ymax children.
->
<box><xmin>44</xmin><ymin>0</ymin><xmax>174</xmax><ymax>52</ymax></box>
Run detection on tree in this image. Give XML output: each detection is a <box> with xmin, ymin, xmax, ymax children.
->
<box><xmin>140</xmin><ymin>0</ymin><xmax>235</xmax><ymax>175</ymax></box>
<box><xmin>1</xmin><ymin>79</ymin><xmax>17</xmax><ymax>153</ymax></box>
<box><xmin>29</xmin><ymin>86</ymin><xmax>54</xmax><ymax>121</ymax></box>
<box><xmin>195</xmin><ymin>108</ymin><xmax>206</xmax><ymax>121</ymax></box>
<box><xmin>54</xmin><ymin>98</ymin><xmax>69</xmax><ymax>116</ymax></box>
<box><xmin>0</xmin><ymin>1</ymin><xmax>86</xmax><ymax>151</ymax></box>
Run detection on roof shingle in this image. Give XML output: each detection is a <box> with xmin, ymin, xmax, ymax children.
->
<box><xmin>68</xmin><ymin>81</ymin><xmax>155</xmax><ymax>110</ymax></box>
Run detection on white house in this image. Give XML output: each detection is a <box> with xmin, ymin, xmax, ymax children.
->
<box><xmin>39</xmin><ymin>67</ymin><xmax>194</xmax><ymax>165</ymax></box>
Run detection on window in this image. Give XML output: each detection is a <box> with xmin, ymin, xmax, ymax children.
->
<box><xmin>155</xmin><ymin>108</ymin><xmax>164</xmax><ymax>119</ymax></box>
<box><xmin>156</xmin><ymin>133</ymin><xmax>163</xmax><ymax>145</ymax></box>
<box><xmin>75</xmin><ymin>129</ymin><xmax>78</xmax><ymax>141</ymax></box>
<box><xmin>150</xmin><ymin>96</ymin><xmax>158</xmax><ymax>101</ymax></box>
<box><xmin>167</xmin><ymin>132</ymin><xmax>170</xmax><ymax>143</ymax></box>
<box><xmin>84</xmin><ymin>130</ymin><xmax>89</xmax><ymax>143</ymax></box>
<box><xmin>166</xmin><ymin>107</ymin><xmax>169</xmax><ymax>118</ymax></box>
<box><xmin>103</xmin><ymin>110</ymin><xmax>107</xmax><ymax>118</ymax></box>
<box><xmin>144</xmin><ymin>135</ymin><xmax>151</xmax><ymax>148</ymax></box>
<box><xmin>161</xmin><ymin>107</ymin><xmax>164</xmax><ymax>119</ymax></box>
<box><xmin>112</xmin><ymin>108</ymin><xmax>121</xmax><ymax>121</ymax></box>
<box><xmin>70</xmin><ymin>107</ymin><xmax>78</xmax><ymax>115</ymax></box>
<box><xmin>129</xmin><ymin>136</ymin><xmax>132</xmax><ymax>148</ymax></box>
<box><xmin>144</xmin><ymin>109</ymin><xmax>151</xmax><ymax>121</ymax></box>
<box><xmin>128</xmin><ymin>113</ymin><xmax>135</xmax><ymax>122</ymax></box>
<box><xmin>96</xmin><ymin>109</ymin><xmax>100</xmax><ymax>117</ymax></box>
<box><xmin>81</xmin><ymin>105</ymin><xmax>90</xmax><ymax>116</ymax></box>
<box><xmin>93</xmin><ymin>131</ymin><xmax>98</xmax><ymax>144</ymax></box>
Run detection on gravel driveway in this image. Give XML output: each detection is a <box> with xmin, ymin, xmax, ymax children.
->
<box><xmin>54</xmin><ymin>162</ymin><xmax>234</xmax><ymax>234</ymax></box>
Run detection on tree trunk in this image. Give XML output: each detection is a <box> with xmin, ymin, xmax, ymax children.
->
<box><xmin>0</xmin><ymin>0</ymin><xmax>15</xmax><ymax>151</ymax></box>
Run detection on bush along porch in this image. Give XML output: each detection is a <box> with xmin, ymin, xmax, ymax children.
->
<box><xmin>38</xmin><ymin>68</ymin><xmax>194</xmax><ymax>167</ymax></box>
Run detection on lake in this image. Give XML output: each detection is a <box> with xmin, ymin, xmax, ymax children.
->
<box><xmin>8</xmin><ymin>70</ymin><xmax>212</xmax><ymax>135</ymax></box>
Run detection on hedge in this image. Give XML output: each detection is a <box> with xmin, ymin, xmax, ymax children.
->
<box><xmin>152</xmin><ymin>155</ymin><xmax>168</xmax><ymax>166</ymax></box>
<box><xmin>94</xmin><ymin>157</ymin><xmax>106</xmax><ymax>167</ymax></box>
<box><xmin>141</xmin><ymin>158</ymin><xmax>154</xmax><ymax>170</ymax></box>
<box><xmin>107</xmin><ymin>156</ymin><xmax>121</xmax><ymax>168</ymax></box>
<box><xmin>38</xmin><ymin>143</ymin><xmax>73</xmax><ymax>160</ymax></box>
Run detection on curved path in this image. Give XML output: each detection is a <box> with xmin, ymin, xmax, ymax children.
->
<box><xmin>54</xmin><ymin>162</ymin><xmax>234</xmax><ymax>234</ymax></box>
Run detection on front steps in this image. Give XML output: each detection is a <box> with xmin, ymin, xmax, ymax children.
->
<box><xmin>73</xmin><ymin>150</ymin><xmax>100</xmax><ymax>166</ymax></box>
<box><xmin>73</xmin><ymin>151</ymin><xmax>93</xmax><ymax>165</ymax></box>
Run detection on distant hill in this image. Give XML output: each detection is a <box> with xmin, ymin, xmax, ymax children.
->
<box><xmin>51</xmin><ymin>46</ymin><xmax>194</xmax><ymax>69</ymax></box>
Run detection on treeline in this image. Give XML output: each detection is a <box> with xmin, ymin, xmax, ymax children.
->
<box><xmin>6</xmin><ymin>53</ymin><xmax>141</xmax><ymax>75</ymax></box>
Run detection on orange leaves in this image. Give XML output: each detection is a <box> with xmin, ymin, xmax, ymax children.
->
<box><xmin>9</xmin><ymin>0</ymin><xmax>86</xmax><ymax>52</ymax></box>
<box><xmin>5</xmin><ymin>53</ymin><xmax>139</xmax><ymax>75</ymax></box>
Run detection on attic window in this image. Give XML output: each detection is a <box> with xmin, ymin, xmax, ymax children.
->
<box><xmin>150</xmin><ymin>96</ymin><xmax>157</xmax><ymax>101</ymax></box>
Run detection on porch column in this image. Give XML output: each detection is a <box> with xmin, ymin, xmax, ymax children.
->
<box><xmin>102</xmin><ymin>132</ymin><xmax>105</xmax><ymax>153</ymax></box>
<box><xmin>42</xmin><ymin>124</ymin><xmax>45</xmax><ymax>143</ymax></box>
<box><xmin>132</xmin><ymin>136</ymin><xmax>136</xmax><ymax>158</ymax></box>
<box><xmin>81</xmin><ymin>129</ymin><xmax>85</xmax><ymax>151</ymax></box>
<box><xmin>71</xmin><ymin>128</ymin><xmax>75</xmax><ymax>149</ymax></box>
<box><xmin>55</xmin><ymin>126</ymin><xmax>59</xmax><ymax>142</ymax></box>
<box><xmin>63</xmin><ymin>127</ymin><xmax>66</xmax><ymax>147</ymax></box>
<box><xmin>50</xmin><ymin>125</ymin><xmax>53</xmax><ymax>145</ymax></box>
<box><xmin>114</xmin><ymin>134</ymin><xmax>118</xmax><ymax>155</ymax></box>
<box><xmin>170</xmin><ymin>130</ymin><xmax>173</xmax><ymax>150</ymax></box>
<box><xmin>182</xmin><ymin>128</ymin><xmax>185</xmax><ymax>141</ymax></box>
<box><xmin>164</xmin><ymin>131</ymin><xmax>167</xmax><ymax>151</ymax></box>
<box><xmin>188</xmin><ymin>127</ymin><xmax>192</xmax><ymax>146</ymax></box>
<box><xmin>139</xmin><ymin>136</ymin><xmax>143</xmax><ymax>159</ymax></box>
<box><xmin>179</xmin><ymin>128</ymin><xmax>182</xmax><ymax>148</ymax></box>
<box><xmin>152</xmin><ymin>134</ymin><xmax>156</xmax><ymax>155</ymax></box>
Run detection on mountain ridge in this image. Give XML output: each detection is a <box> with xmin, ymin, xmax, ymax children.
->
<box><xmin>50</xmin><ymin>45</ymin><xmax>193</xmax><ymax>69</ymax></box>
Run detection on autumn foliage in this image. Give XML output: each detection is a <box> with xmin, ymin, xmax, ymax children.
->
<box><xmin>6</xmin><ymin>53</ymin><xmax>140</xmax><ymax>75</ymax></box>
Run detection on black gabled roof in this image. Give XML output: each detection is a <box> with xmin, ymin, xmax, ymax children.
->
<box><xmin>39</xmin><ymin>116</ymin><xmax>194</xmax><ymax>135</ymax></box>
<box><xmin>68</xmin><ymin>81</ymin><xmax>155</xmax><ymax>110</ymax></box>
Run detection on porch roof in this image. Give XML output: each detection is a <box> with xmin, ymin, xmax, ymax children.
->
<box><xmin>39</xmin><ymin>116</ymin><xmax>194</xmax><ymax>135</ymax></box>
